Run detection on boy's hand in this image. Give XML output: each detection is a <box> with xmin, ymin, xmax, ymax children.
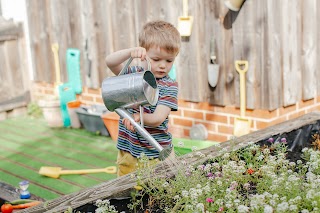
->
<box><xmin>122</xmin><ymin>113</ymin><xmax>141</xmax><ymax>132</ymax></box>
<box><xmin>130</xmin><ymin>47</ymin><xmax>147</xmax><ymax>61</ymax></box>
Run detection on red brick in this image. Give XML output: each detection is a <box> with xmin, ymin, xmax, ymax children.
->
<box><xmin>255</xmin><ymin>116</ymin><xmax>287</xmax><ymax>130</ymax></box>
<box><xmin>87</xmin><ymin>88</ymin><xmax>101</xmax><ymax>95</ymax></box>
<box><xmin>173</xmin><ymin>118</ymin><xmax>193</xmax><ymax>127</ymax></box>
<box><xmin>81</xmin><ymin>95</ymin><xmax>94</xmax><ymax>102</ymax></box>
<box><xmin>288</xmin><ymin>111</ymin><xmax>306</xmax><ymax>120</ymax></box>
<box><xmin>279</xmin><ymin>104</ymin><xmax>297</xmax><ymax>115</ymax></box>
<box><xmin>178</xmin><ymin>100</ymin><xmax>194</xmax><ymax>108</ymax></box>
<box><xmin>95</xmin><ymin>97</ymin><xmax>103</xmax><ymax>104</ymax></box>
<box><xmin>170</xmin><ymin>110</ymin><xmax>182</xmax><ymax>116</ymax></box>
<box><xmin>184</xmin><ymin>110</ymin><xmax>204</xmax><ymax>120</ymax></box>
<box><xmin>306</xmin><ymin>105</ymin><xmax>320</xmax><ymax>113</ymax></box>
<box><xmin>196</xmin><ymin>122</ymin><xmax>216</xmax><ymax>132</ymax></box>
<box><xmin>214</xmin><ymin>106</ymin><xmax>239</xmax><ymax>115</ymax></box>
<box><xmin>217</xmin><ymin>125</ymin><xmax>233</xmax><ymax>134</ymax></box>
<box><xmin>197</xmin><ymin>102</ymin><xmax>214</xmax><ymax>111</ymax></box>
<box><xmin>207</xmin><ymin>133</ymin><xmax>228</xmax><ymax>142</ymax></box>
<box><xmin>298</xmin><ymin>99</ymin><xmax>315</xmax><ymax>109</ymax></box>
<box><xmin>246</xmin><ymin>109</ymin><xmax>277</xmax><ymax>119</ymax></box>
<box><xmin>206</xmin><ymin>113</ymin><xmax>228</xmax><ymax>124</ymax></box>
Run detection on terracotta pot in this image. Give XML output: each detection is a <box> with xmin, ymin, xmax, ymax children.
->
<box><xmin>224</xmin><ymin>0</ymin><xmax>245</xmax><ymax>11</ymax></box>
<box><xmin>101</xmin><ymin>112</ymin><xmax>120</xmax><ymax>141</ymax></box>
<box><xmin>67</xmin><ymin>100</ymin><xmax>82</xmax><ymax>128</ymax></box>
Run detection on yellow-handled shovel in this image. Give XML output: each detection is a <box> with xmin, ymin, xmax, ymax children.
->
<box><xmin>233</xmin><ymin>60</ymin><xmax>251</xmax><ymax>136</ymax></box>
<box><xmin>39</xmin><ymin>166</ymin><xmax>117</xmax><ymax>179</ymax></box>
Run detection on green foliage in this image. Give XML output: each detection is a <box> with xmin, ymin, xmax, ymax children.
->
<box><xmin>27</xmin><ymin>102</ymin><xmax>43</xmax><ymax>118</ymax></box>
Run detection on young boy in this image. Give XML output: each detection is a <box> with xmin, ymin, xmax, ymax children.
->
<box><xmin>105</xmin><ymin>20</ymin><xmax>181</xmax><ymax>176</ymax></box>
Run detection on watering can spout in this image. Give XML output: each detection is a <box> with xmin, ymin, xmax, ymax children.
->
<box><xmin>115</xmin><ymin>108</ymin><xmax>172</xmax><ymax>161</ymax></box>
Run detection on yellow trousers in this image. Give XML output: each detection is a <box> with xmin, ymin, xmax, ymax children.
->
<box><xmin>116</xmin><ymin>149</ymin><xmax>175</xmax><ymax>177</ymax></box>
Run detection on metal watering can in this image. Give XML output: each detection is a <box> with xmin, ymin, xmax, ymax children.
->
<box><xmin>101</xmin><ymin>57</ymin><xmax>172</xmax><ymax>160</ymax></box>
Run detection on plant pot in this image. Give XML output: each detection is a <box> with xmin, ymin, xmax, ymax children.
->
<box><xmin>101</xmin><ymin>112</ymin><xmax>120</xmax><ymax>141</ymax></box>
<box><xmin>76</xmin><ymin>105</ymin><xmax>110</xmax><ymax>136</ymax></box>
<box><xmin>67</xmin><ymin>100</ymin><xmax>81</xmax><ymax>128</ymax></box>
<box><xmin>38</xmin><ymin>97</ymin><xmax>63</xmax><ymax>127</ymax></box>
<box><xmin>224</xmin><ymin>0</ymin><xmax>245</xmax><ymax>11</ymax></box>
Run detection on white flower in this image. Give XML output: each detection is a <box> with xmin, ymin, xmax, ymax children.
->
<box><xmin>181</xmin><ymin>190</ymin><xmax>189</xmax><ymax>197</ymax></box>
<box><xmin>162</xmin><ymin>181</ymin><xmax>169</xmax><ymax>188</ymax></box>
<box><xmin>263</xmin><ymin>148</ymin><xmax>270</xmax><ymax>155</ymax></box>
<box><xmin>238</xmin><ymin>205</ymin><xmax>249</xmax><ymax>213</ymax></box>
<box><xmin>289</xmin><ymin>205</ymin><xmax>298</xmax><ymax>211</ymax></box>
<box><xmin>276</xmin><ymin>202</ymin><xmax>289</xmax><ymax>212</ymax></box>
<box><xmin>257</xmin><ymin>154</ymin><xmax>264</xmax><ymax>161</ymax></box>
<box><xmin>196</xmin><ymin>203</ymin><xmax>205</xmax><ymax>212</ymax></box>
<box><xmin>177</xmin><ymin>141</ymin><xmax>184</xmax><ymax>147</ymax></box>
<box><xmin>264</xmin><ymin>205</ymin><xmax>273</xmax><ymax>213</ymax></box>
<box><xmin>191</xmin><ymin>146</ymin><xmax>198</xmax><ymax>151</ymax></box>
<box><xmin>223</xmin><ymin>152</ymin><xmax>230</xmax><ymax>159</ymax></box>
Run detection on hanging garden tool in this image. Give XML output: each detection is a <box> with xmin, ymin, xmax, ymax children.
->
<box><xmin>208</xmin><ymin>35</ymin><xmax>220</xmax><ymax>87</ymax></box>
<box><xmin>178</xmin><ymin>0</ymin><xmax>193</xmax><ymax>36</ymax></box>
<box><xmin>39</xmin><ymin>166</ymin><xmax>117</xmax><ymax>179</ymax></box>
<box><xmin>233</xmin><ymin>60</ymin><xmax>251</xmax><ymax>136</ymax></box>
<box><xmin>51</xmin><ymin>43</ymin><xmax>62</xmax><ymax>95</ymax></box>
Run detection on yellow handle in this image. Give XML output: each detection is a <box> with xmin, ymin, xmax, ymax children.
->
<box><xmin>235</xmin><ymin>60</ymin><xmax>248</xmax><ymax>74</ymax></box>
<box><xmin>60</xmin><ymin>166</ymin><xmax>117</xmax><ymax>175</ymax></box>
<box><xmin>235</xmin><ymin>60</ymin><xmax>248</xmax><ymax>118</ymax></box>
<box><xmin>51</xmin><ymin>43</ymin><xmax>62</xmax><ymax>86</ymax></box>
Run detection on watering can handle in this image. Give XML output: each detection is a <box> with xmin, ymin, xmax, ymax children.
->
<box><xmin>118</xmin><ymin>57</ymin><xmax>152</xmax><ymax>76</ymax></box>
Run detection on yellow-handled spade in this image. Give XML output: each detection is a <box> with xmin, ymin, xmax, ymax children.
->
<box><xmin>39</xmin><ymin>166</ymin><xmax>117</xmax><ymax>179</ymax></box>
<box><xmin>233</xmin><ymin>60</ymin><xmax>251</xmax><ymax>136</ymax></box>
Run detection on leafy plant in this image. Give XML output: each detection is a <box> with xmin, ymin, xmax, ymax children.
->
<box><xmin>124</xmin><ymin>138</ymin><xmax>320</xmax><ymax>213</ymax></box>
<box><xmin>81</xmin><ymin>137</ymin><xmax>320</xmax><ymax>213</ymax></box>
<box><xmin>27</xmin><ymin>102</ymin><xmax>43</xmax><ymax>118</ymax></box>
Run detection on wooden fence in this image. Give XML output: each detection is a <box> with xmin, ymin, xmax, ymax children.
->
<box><xmin>0</xmin><ymin>17</ymin><xmax>29</xmax><ymax>110</ymax></box>
<box><xmin>26</xmin><ymin>0</ymin><xmax>320</xmax><ymax>110</ymax></box>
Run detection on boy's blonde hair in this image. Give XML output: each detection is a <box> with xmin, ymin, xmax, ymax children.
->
<box><xmin>139</xmin><ymin>20</ymin><xmax>181</xmax><ymax>55</ymax></box>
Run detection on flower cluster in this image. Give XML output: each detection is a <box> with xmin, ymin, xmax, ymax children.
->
<box><xmin>127</xmin><ymin>138</ymin><xmax>320</xmax><ymax>213</ymax></box>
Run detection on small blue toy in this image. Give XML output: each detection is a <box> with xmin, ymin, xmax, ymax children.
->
<box><xmin>19</xmin><ymin>180</ymin><xmax>31</xmax><ymax>199</ymax></box>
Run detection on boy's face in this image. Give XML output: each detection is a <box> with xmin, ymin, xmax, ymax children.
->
<box><xmin>147</xmin><ymin>46</ymin><xmax>177</xmax><ymax>79</ymax></box>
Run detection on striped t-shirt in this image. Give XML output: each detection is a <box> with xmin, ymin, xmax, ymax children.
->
<box><xmin>117</xmin><ymin>66</ymin><xmax>178</xmax><ymax>158</ymax></box>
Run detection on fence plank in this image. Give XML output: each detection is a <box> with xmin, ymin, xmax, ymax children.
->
<box><xmin>282</xmin><ymin>0</ymin><xmax>302</xmax><ymax>107</ymax></box>
<box><xmin>301</xmin><ymin>0</ymin><xmax>317</xmax><ymax>101</ymax></box>
<box><xmin>264</xmin><ymin>0</ymin><xmax>282</xmax><ymax>110</ymax></box>
<box><xmin>317</xmin><ymin>1</ymin><xmax>320</xmax><ymax>95</ymax></box>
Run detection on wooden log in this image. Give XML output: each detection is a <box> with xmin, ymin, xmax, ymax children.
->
<box><xmin>23</xmin><ymin>111</ymin><xmax>320</xmax><ymax>213</ymax></box>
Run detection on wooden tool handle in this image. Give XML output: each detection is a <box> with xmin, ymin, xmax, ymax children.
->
<box><xmin>51</xmin><ymin>43</ymin><xmax>62</xmax><ymax>85</ymax></box>
<box><xmin>235</xmin><ymin>60</ymin><xmax>248</xmax><ymax>118</ymax></box>
<box><xmin>235</xmin><ymin>60</ymin><xmax>248</xmax><ymax>74</ymax></box>
<box><xmin>60</xmin><ymin>166</ymin><xmax>117</xmax><ymax>175</ymax></box>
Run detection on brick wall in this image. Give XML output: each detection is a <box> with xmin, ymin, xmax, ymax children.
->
<box><xmin>32</xmin><ymin>82</ymin><xmax>320</xmax><ymax>142</ymax></box>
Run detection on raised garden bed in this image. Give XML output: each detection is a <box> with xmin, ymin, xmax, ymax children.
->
<box><xmin>23</xmin><ymin>112</ymin><xmax>320</xmax><ymax>212</ymax></box>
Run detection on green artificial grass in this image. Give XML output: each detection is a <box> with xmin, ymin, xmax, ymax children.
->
<box><xmin>0</xmin><ymin>117</ymin><xmax>118</xmax><ymax>200</ymax></box>
<box><xmin>0</xmin><ymin>116</ymin><xmax>217</xmax><ymax>201</ymax></box>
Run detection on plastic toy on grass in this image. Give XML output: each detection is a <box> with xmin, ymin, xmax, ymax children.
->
<box><xmin>38</xmin><ymin>166</ymin><xmax>117</xmax><ymax>179</ymax></box>
<box><xmin>19</xmin><ymin>180</ymin><xmax>30</xmax><ymax>199</ymax></box>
